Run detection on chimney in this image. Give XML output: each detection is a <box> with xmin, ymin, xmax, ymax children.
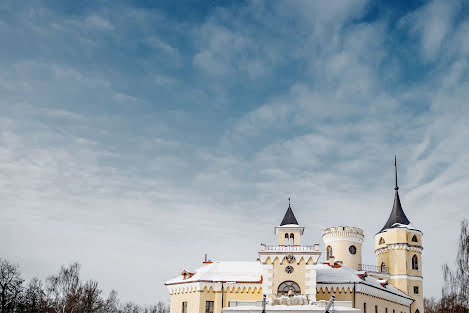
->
<box><xmin>203</xmin><ymin>253</ymin><xmax>213</xmax><ymax>266</ymax></box>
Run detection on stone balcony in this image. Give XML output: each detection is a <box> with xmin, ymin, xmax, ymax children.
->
<box><xmin>359</xmin><ymin>263</ymin><xmax>389</xmax><ymax>274</ymax></box>
<box><xmin>260</xmin><ymin>244</ymin><xmax>320</xmax><ymax>252</ymax></box>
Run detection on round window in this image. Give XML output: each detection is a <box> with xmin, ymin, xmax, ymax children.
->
<box><xmin>285</xmin><ymin>266</ymin><xmax>294</xmax><ymax>274</ymax></box>
<box><xmin>349</xmin><ymin>245</ymin><xmax>357</xmax><ymax>255</ymax></box>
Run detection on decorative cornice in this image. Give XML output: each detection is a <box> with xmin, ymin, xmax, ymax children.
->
<box><xmin>323</xmin><ymin>228</ymin><xmax>364</xmax><ymax>245</ymax></box>
<box><xmin>389</xmin><ymin>274</ymin><xmax>423</xmax><ymax>281</ymax></box>
<box><xmin>375</xmin><ymin>243</ymin><xmax>423</xmax><ymax>255</ymax></box>
<box><xmin>166</xmin><ymin>282</ymin><xmax>262</xmax><ymax>294</ymax></box>
<box><xmin>258</xmin><ymin>253</ymin><xmax>321</xmax><ymax>265</ymax></box>
<box><xmin>323</xmin><ymin>236</ymin><xmax>364</xmax><ymax>244</ymax></box>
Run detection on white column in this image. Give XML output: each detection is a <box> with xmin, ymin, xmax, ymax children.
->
<box><xmin>262</xmin><ymin>264</ymin><xmax>273</xmax><ymax>296</ymax></box>
<box><xmin>305</xmin><ymin>265</ymin><xmax>317</xmax><ymax>301</ymax></box>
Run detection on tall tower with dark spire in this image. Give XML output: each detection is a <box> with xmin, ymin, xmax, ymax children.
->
<box><xmin>375</xmin><ymin>157</ymin><xmax>424</xmax><ymax>313</ymax></box>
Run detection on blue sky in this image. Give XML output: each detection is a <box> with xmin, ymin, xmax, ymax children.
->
<box><xmin>1</xmin><ymin>0</ymin><xmax>469</xmax><ymax>305</ymax></box>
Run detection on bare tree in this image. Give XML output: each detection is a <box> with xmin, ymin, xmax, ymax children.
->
<box><xmin>154</xmin><ymin>302</ymin><xmax>169</xmax><ymax>313</ymax></box>
<box><xmin>46</xmin><ymin>263</ymin><xmax>82</xmax><ymax>313</ymax></box>
<box><xmin>19</xmin><ymin>278</ymin><xmax>45</xmax><ymax>313</ymax></box>
<box><xmin>81</xmin><ymin>280</ymin><xmax>103</xmax><ymax>313</ymax></box>
<box><xmin>103</xmin><ymin>290</ymin><xmax>119</xmax><ymax>313</ymax></box>
<box><xmin>424</xmin><ymin>297</ymin><xmax>440</xmax><ymax>313</ymax></box>
<box><xmin>441</xmin><ymin>219</ymin><xmax>469</xmax><ymax>312</ymax></box>
<box><xmin>120</xmin><ymin>302</ymin><xmax>141</xmax><ymax>313</ymax></box>
<box><xmin>0</xmin><ymin>259</ymin><xmax>24</xmax><ymax>313</ymax></box>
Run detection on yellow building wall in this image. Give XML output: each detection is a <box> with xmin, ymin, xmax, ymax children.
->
<box><xmin>316</xmin><ymin>287</ymin><xmax>411</xmax><ymax>313</ymax></box>
<box><xmin>407</xmin><ymin>280</ymin><xmax>423</xmax><ymax>313</ymax></box>
<box><xmin>169</xmin><ymin>286</ymin><xmax>262</xmax><ymax>313</ymax></box>
<box><xmin>169</xmin><ymin>290</ymin><xmax>201</xmax><ymax>313</ymax></box>
<box><xmin>271</xmin><ymin>257</ymin><xmax>306</xmax><ymax>296</ymax></box>
<box><xmin>326</xmin><ymin>240</ymin><xmax>363</xmax><ymax>270</ymax></box>
<box><xmin>355</xmin><ymin>293</ymin><xmax>410</xmax><ymax>313</ymax></box>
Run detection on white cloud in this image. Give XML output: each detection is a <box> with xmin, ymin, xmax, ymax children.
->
<box><xmin>1</xmin><ymin>0</ymin><xmax>469</xmax><ymax>305</ymax></box>
<box><xmin>405</xmin><ymin>0</ymin><xmax>461</xmax><ymax>62</ymax></box>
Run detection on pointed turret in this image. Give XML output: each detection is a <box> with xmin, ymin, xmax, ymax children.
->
<box><xmin>280</xmin><ymin>198</ymin><xmax>298</xmax><ymax>226</ymax></box>
<box><xmin>378</xmin><ymin>156</ymin><xmax>411</xmax><ymax>233</ymax></box>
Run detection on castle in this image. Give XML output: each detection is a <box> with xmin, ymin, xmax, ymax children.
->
<box><xmin>165</xmin><ymin>160</ymin><xmax>424</xmax><ymax>313</ymax></box>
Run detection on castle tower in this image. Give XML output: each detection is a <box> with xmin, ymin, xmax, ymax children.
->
<box><xmin>259</xmin><ymin>200</ymin><xmax>321</xmax><ymax>301</ymax></box>
<box><xmin>322</xmin><ymin>226</ymin><xmax>364</xmax><ymax>270</ymax></box>
<box><xmin>375</xmin><ymin>157</ymin><xmax>424</xmax><ymax>313</ymax></box>
<box><xmin>275</xmin><ymin>198</ymin><xmax>304</xmax><ymax>245</ymax></box>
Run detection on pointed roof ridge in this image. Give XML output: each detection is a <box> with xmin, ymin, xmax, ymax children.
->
<box><xmin>280</xmin><ymin>198</ymin><xmax>298</xmax><ymax>226</ymax></box>
<box><xmin>378</xmin><ymin>156</ymin><xmax>411</xmax><ymax>233</ymax></box>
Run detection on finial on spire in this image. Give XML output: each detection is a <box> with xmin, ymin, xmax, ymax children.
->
<box><xmin>394</xmin><ymin>155</ymin><xmax>399</xmax><ymax>190</ymax></box>
<box><xmin>288</xmin><ymin>197</ymin><xmax>291</xmax><ymax>207</ymax></box>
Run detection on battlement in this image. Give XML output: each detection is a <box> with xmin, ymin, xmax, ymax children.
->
<box><xmin>323</xmin><ymin>226</ymin><xmax>364</xmax><ymax>244</ymax></box>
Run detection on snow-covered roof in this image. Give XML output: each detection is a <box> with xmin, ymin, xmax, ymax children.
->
<box><xmin>165</xmin><ymin>261</ymin><xmax>262</xmax><ymax>285</ymax></box>
<box><xmin>165</xmin><ymin>260</ymin><xmax>413</xmax><ymax>304</ymax></box>
<box><xmin>315</xmin><ymin>263</ymin><xmax>413</xmax><ymax>300</ymax></box>
<box><xmin>389</xmin><ymin>223</ymin><xmax>421</xmax><ymax>232</ymax></box>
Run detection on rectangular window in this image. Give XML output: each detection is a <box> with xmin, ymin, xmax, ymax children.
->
<box><xmin>205</xmin><ymin>301</ymin><xmax>214</xmax><ymax>313</ymax></box>
<box><xmin>386</xmin><ymin>308</ymin><xmax>388</xmax><ymax>313</ymax></box>
<box><xmin>364</xmin><ymin>303</ymin><xmax>367</xmax><ymax>313</ymax></box>
<box><xmin>182</xmin><ymin>302</ymin><xmax>187</xmax><ymax>313</ymax></box>
<box><xmin>414</xmin><ymin>286</ymin><xmax>419</xmax><ymax>294</ymax></box>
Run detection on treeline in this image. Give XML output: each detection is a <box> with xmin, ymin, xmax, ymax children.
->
<box><xmin>0</xmin><ymin>261</ymin><xmax>168</xmax><ymax>313</ymax></box>
<box><xmin>424</xmin><ymin>219</ymin><xmax>469</xmax><ymax>313</ymax></box>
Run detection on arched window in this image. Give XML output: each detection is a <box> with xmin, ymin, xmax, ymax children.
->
<box><xmin>379</xmin><ymin>237</ymin><xmax>385</xmax><ymax>245</ymax></box>
<box><xmin>290</xmin><ymin>233</ymin><xmax>294</xmax><ymax>245</ymax></box>
<box><xmin>415</xmin><ymin>310</ymin><xmax>420</xmax><ymax>313</ymax></box>
<box><xmin>380</xmin><ymin>262</ymin><xmax>387</xmax><ymax>273</ymax></box>
<box><xmin>412</xmin><ymin>235</ymin><xmax>418</xmax><ymax>243</ymax></box>
<box><xmin>284</xmin><ymin>233</ymin><xmax>289</xmax><ymax>245</ymax></box>
<box><xmin>277</xmin><ymin>281</ymin><xmax>300</xmax><ymax>296</ymax></box>
<box><xmin>326</xmin><ymin>245</ymin><xmax>333</xmax><ymax>260</ymax></box>
<box><xmin>412</xmin><ymin>255</ymin><xmax>418</xmax><ymax>270</ymax></box>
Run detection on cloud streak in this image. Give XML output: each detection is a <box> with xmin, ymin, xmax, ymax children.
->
<box><xmin>0</xmin><ymin>0</ymin><xmax>468</xmax><ymax>305</ymax></box>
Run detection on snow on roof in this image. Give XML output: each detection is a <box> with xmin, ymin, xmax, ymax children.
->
<box><xmin>315</xmin><ymin>263</ymin><xmax>412</xmax><ymax>300</ymax></box>
<box><xmin>166</xmin><ymin>260</ymin><xmax>412</xmax><ymax>301</ymax></box>
<box><xmin>390</xmin><ymin>223</ymin><xmax>421</xmax><ymax>231</ymax></box>
<box><xmin>165</xmin><ymin>261</ymin><xmax>262</xmax><ymax>285</ymax></box>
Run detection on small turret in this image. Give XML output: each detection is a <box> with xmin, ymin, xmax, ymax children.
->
<box><xmin>322</xmin><ymin>226</ymin><xmax>364</xmax><ymax>270</ymax></box>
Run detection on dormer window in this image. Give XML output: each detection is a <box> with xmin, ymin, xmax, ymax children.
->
<box><xmin>379</xmin><ymin>237</ymin><xmax>385</xmax><ymax>245</ymax></box>
<box><xmin>412</xmin><ymin>235</ymin><xmax>418</xmax><ymax>243</ymax></box>
<box><xmin>181</xmin><ymin>270</ymin><xmax>194</xmax><ymax>280</ymax></box>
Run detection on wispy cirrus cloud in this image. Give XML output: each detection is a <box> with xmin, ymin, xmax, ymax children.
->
<box><xmin>0</xmin><ymin>0</ymin><xmax>468</xmax><ymax>305</ymax></box>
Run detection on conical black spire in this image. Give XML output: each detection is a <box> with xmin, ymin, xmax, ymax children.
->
<box><xmin>280</xmin><ymin>198</ymin><xmax>298</xmax><ymax>226</ymax></box>
<box><xmin>378</xmin><ymin>156</ymin><xmax>411</xmax><ymax>233</ymax></box>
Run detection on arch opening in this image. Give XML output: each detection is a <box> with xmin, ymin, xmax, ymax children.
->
<box><xmin>412</xmin><ymin>254</ymin><xmax>419</xmax><ymax>270</ymax></box>
<box><xmin>277</xmin><ymin>281</ymin><xmax>300</xmax><ymax>297</ymax></box>
<box><xmin>326</xmin><ymin>245</ymin><xmax>333</xmax><ymax>260</ymax></box>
